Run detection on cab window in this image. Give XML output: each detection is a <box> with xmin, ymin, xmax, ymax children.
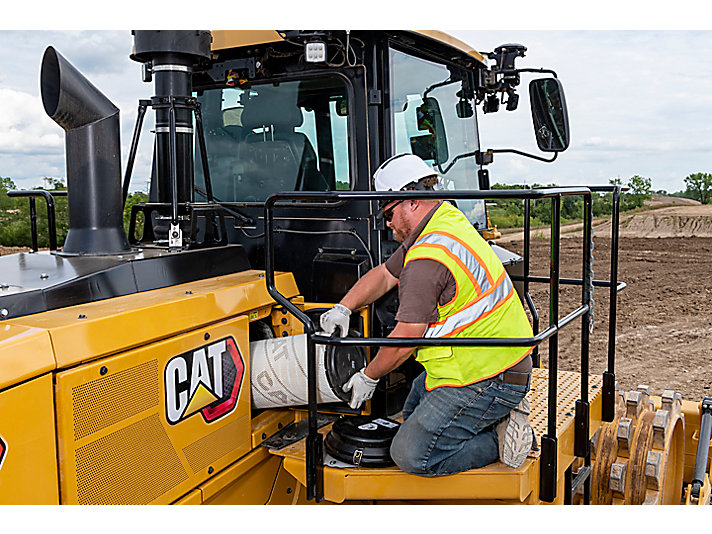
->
<box><xmin>389</xmin><ymin>47</ymin><xmax>486</xmax><ymax>229</ymax></box>
<box><xmin>195</xmin><ymin>77</ymin><xmax>351</xmax><ymax>203</ymax></box>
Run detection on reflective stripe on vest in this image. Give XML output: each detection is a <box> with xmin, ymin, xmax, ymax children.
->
<box><xmin>403</xmin><ymin>202</ymin><xmax>533</xmax><ymax>389</ymax></box>
<box><xmin>425</xmin><ymin>272</ymin><xmax>514</xmax><ymax>339</ymax></box>
<box><xmin>412</xmin><ymin>231</ymin><xmax>495</xmax><ymax>295</ymax></box>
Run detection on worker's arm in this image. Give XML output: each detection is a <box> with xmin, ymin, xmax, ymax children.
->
<box><xmin>340</xmin><ymin>263</ymin><xmax>398</xmax><ymax>311</ymax></box>
<box><xmin>364</xmin><ymin>321</ymin><xmax>428</xmax><ymax>379</ymax></box>
<box><xmin>320</xmin><ymin>264</ymin><xmax>399</xmax><ymax>336</ymax></box>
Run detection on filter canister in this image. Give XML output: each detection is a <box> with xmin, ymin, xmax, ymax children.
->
<box><xmin>250</xmin><ymin>333</ymin><xmax>366</xmax><ymax>409</ymax></box>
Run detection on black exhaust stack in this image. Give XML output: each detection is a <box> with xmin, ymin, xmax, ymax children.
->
<box><xmin>41</xmin><ymin>46</ymin><xmax>131</xmax><ymax>256</ymax></box>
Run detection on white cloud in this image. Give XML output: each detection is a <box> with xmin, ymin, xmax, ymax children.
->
<box><xmin>452</xmin><ymin>29</ymin><xmax>712</xmax><ymax>192</ymax></box>
<box><xmin>0</xmin><ymin>89</ymin><xmax>63</xmax><ymax>154</ymax></box>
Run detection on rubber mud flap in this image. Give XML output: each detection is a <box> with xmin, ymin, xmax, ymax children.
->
<box><xmin>324</xmin><ymin>415</ymin><xmax>400</xmax><ymax>467</ymax></box>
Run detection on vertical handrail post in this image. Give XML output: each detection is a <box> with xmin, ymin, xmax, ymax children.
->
<box><xmin>263</xmin><ymin>197</ymin><xmax>323</xmax><ymax>502</ymax></box>
<box><xmin>574</xmin><ymin>193</ymin><xmax>593</xmax><ymax>503</ymax></box>
<box><xmin>29</xmin><ymin>197</ymin><xmax>38</xmax><ymax>252</ymax></box>
<box><xmin>540</xmin><ymin>194</ymin><xmax>561</xmax><ymax>503</ymax></box>
<box><xmin>602</xmin><ymin>187</ymin><xmax>621</xmax><ymax>422</ymax></box>
<box><xmin>523</xmin><ymin>197</ymin><xmax>540</xmax><ymax>367</ymax></box>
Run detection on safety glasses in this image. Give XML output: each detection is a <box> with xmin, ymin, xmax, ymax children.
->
<box><xmin>382</xmin><ymin>200</ymin><xmax>403</xmax><ymax>222</ymax></box>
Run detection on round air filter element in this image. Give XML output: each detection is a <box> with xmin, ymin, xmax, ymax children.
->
<box><xmin>324</xmin><ymin>416</ymin><xmax>401</xmax><ymax>467</ymax></box>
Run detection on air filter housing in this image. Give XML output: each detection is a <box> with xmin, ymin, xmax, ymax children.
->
<box><xmin>324</xmin><ymin>415</ymin><xmax>400</xmax><ymax>467</ymax></box>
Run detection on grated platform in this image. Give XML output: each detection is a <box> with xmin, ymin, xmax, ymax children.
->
<box><xmin>268</xmin><ymin>368</ymin><xmax>604</xmax><ymax>503</ymax></box>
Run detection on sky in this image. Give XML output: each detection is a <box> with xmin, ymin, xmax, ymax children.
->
<box><xmin>1</xmin><ymin>8</ymin><xmax>710</xmax><ymax>194</ymax></box>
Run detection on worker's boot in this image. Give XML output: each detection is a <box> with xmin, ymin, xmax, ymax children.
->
<box><xmin>496</xmin><ymin>397</ymin><xmax>534</xmax><ymax>469</ymax></box>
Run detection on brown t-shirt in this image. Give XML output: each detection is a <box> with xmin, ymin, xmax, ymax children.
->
<box><xmin>383</xmin><ymin>201</ymin><xmax>532</xmax><ymax>374</ymax></box>
<box><xmin>384</xmin><ymin>202</ymin><xmax>455</xmax><ymax>324</ymax></box>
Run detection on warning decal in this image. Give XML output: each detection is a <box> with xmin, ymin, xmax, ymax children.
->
<box><xmin>164</xmin><ymin>337</ymin><xmax>245</xmax><ymax>425</ymax></box>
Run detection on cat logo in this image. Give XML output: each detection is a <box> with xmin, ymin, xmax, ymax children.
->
<box><xmin>164</xmin><ymin>337</ymin><xmax>244</xmax><ymax>425</ymax></box>
<box><xmin>0</xmin><ymin>434</ymin><xmax>6</xmax><ymax>472</ymax></box>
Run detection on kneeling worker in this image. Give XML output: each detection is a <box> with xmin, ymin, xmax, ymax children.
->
<box><xmin>320</xmin><ymin>154</ymin><xmax>535</xmax><ymax>475</ymax></box>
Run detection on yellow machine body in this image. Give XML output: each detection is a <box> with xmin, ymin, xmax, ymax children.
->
<box><xmin>1</xmin><ymin>262</ymin><xmax>707</xmax><ymax>504</ymax></box>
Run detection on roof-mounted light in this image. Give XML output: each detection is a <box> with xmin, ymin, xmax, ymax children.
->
<box><xmin>305</xmin><ymin>40</ymin><xmax>327</xmax><ymax>63</ymax></box>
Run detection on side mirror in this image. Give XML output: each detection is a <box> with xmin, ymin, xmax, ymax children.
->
<box><xmin>410</xmin><ymin>97</ymin><xmax>449</xmax><ymax>164</ymax></box>
<box><xmin>529</xmin><ymin>78</ymin><xmax>570</xmax><ymax>152</ymax></box>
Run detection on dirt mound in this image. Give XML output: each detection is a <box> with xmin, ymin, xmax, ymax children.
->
<box><xmin>600</xmin><ymin>204</ymin><xmax>712</xmax><ymax>238</ymax></box>
<box><xmin>498</xmin><ymin>203</ymin><xmax>712</xmax><ymax>243</ymax></box>
<box><xmin>620</xmin><ymin>208</ymin><xmax>712</xmax><ymax>237</ymax></box>
<box><xmin>645</xmin><ymin>194</ymin><xmax>701</xmax><ymax>208</ymax></box>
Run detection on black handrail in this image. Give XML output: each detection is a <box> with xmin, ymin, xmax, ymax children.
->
<box><xmin>7</xmin><ymin>189</ymin><xmax>66</xmax><ymax>251</ymax></box>
<box><xmin>523</xmin><ymin>198</ymin><xmax>540</xmax><ymax>367</ymax></box>
<box><xmin>602</xmin><ymin>186</ymin><xmax>623</xmax><ymax>422</ymax></box>
<box><xmin>263</xmin><ymin>186</ymin><xmax>624</xmax><ymax>503</ymax></box>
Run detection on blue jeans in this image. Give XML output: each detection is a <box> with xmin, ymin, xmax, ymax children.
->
<box><xmin>390</xmin><ymin>371</ymin><xmax>529</xmax><ymax>476</ymax></box>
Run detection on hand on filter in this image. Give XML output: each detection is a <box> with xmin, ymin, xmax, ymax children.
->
<box><xmin>342</xmin><ymin>368</ymin><xmax>379</xmax><ymax>409</ymax></box>
<box><xmin>319</xmin><ymin>303</ymin><xmax>351</xmax><ymax>337</ymax></box>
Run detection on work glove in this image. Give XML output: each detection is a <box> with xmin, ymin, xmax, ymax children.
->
<box><xmin>342</xmin><ymin>368</ymin><xmax>379</xmax><ymax>409</ymax></box>
<box><xmin>319</xmin><ymin>303</ymin><xmax>351</xmax><ymax>337</ymax></box>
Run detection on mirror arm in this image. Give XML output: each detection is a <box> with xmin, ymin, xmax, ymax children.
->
<box><xmin>497</xmin><ymin>67</ymin><xmax>559</xmax><ymax>79</ymax></box>
<box><xmin>437</xmin><ymin>147</ymin><xmax>558</xmax><ymax>176</ymax></box>
<box><xmin>488</xmin><ymin>148</ymin><xmax>559</xmax><ymax>163</ymax></box>
<box><xmin>424</xmin><ymin>76</ymin><xmax>456</xmax><ymax>98</ymax></box>
<box><xmin>437</xmin><ymin>150</ymin><xmax>478</xmax><ymax>175</ymax></box>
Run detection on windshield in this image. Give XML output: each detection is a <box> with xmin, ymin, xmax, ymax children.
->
<box><xmin>389</xmin><ymin>47</ymin><xmax>486</xmax><ymax>229</ymax></box>
<box><xmin>194</xmin><ymin>77</ymin><xmax>351</xmax><ymax>203</ymax></box>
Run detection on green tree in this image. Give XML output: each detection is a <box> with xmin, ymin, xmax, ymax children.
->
<box><xmin>123</xmin><ymin>191</ymin><xmax>149</xmax><ymax>240</ymax></box>
<box><xmin>0</xmin><ymin>177</ymin><xmax>19</xmax><ymax>210</ymax></box>
<box><xmin>625</xmin><ymin>174</ymin><xmax>652</xmax><ymax>210</ymax></box>
<box><xmin>0</xmin><ymin>177</ymin><xmax>68</xmax><ymax>248</ymax></box>
<box><xmin>683</xmin><ymin>172</ymin><xmax>712</xmax><ymax>204</ymax></box>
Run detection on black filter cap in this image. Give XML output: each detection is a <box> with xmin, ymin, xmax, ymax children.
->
<box><xmin>324</xmin><ymin>415</ymin><xmax>400</xmax><ymax>467</ymax></box>
<box><xmin>324</xmin><ymin>332</ymin><xmax>367</xmax><ymax>403</ymax></box>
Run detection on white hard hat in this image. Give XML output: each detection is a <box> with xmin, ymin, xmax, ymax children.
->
<box><xmin>373</xmin><ymin>154</ymin><xmax>437</xmax><ymax>191</ymax></box>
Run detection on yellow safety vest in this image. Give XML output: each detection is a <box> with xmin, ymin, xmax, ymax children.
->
<box><xmin>404</xmin><ymin>202</ymin><xmax>534</xmax><ymax>390</ymax></box>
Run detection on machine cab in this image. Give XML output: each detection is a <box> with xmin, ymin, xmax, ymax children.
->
<box><xmin>189</xmin><ymin>32</ymin><xmax>528</xmax><ymax>300</ymax></box>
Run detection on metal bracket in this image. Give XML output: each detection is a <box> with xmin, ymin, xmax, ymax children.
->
<box><xmin>202</xmin><ymin>58</ymin><xmax>257</xmax><ymax>83</ymax></box>
<box><xmin>168</xmin><ymin>223</ymin><xmax>182</xmax><ymax>249</ymax></box>
<box><xmin>261</xmin><ymin>414</ymin><xmax>339</xmax><ymax>450</ymax></box>
<box><xmin>368</xmin><ymin>89</ymin><xmax>382</xmax><ymax>105</ymax></box>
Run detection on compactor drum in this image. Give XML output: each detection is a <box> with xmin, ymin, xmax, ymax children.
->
<box><xmin>589</xmin><ymin>386</ymin><xmax>685</xmax><ymax>504</ymax></box>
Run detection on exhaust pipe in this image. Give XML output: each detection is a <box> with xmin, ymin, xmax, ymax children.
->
<box><xmin>41</xmin><ymin>46</ymin><xmax>131</xmax><ymax>255</ymax></box>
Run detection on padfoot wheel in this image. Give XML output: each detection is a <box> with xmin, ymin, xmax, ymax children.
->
<box><xmin>589</xmin><ymin>384</ymin><xmax>685</xmax><ymax>505</ymax></box>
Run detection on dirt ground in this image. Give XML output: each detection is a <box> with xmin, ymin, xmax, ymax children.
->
<box><xmin>499</xmin><ymin>199</ymin><xmax>712</xmax><ymax>403</ymax></box>
<box><xmin>2</xmin><ymin>198</ymin><xmax>710</xmax><ymax>402</ymax></box>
